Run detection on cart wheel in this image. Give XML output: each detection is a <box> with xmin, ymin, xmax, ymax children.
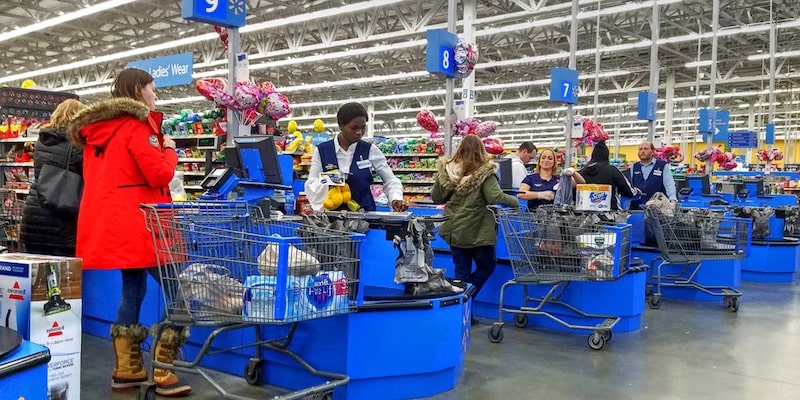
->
<box><xmin>313</xmin><ymin>391</ymin><xmax>334</xmax><ymax>400</ymax></box>
<box><xmin>488</xmin><ymin>325</ymin><xmax>504</xmax><ymax>343</ymax></box>
<box><xmin>728</xmin><ymin>297</ymin><xmax>739</xmax><ymax>312</ymax></box>
<box><xmin>647</xmin><ymin>295</ymin><xmax>662</xmax><ymax>310</ymax></box>
<box><xmin>138</xmin><ymin>383</ymin><xmax>157</xmax><ymax>400</ymax></box>
<box><xmin>587</xmin><ymin>333</ymin><xmax>606</xmax><ymax>350</ymax></box>
<box><xmin>645</xmin><ymin>284</ymin><xmax>653</xmax><ymax>298</ymax></box>
<box><xmin>513</xmin><ymin>313</ymin><xmax>528</xmax><ymax>328</ymax></box>
<box><xmin>601</xmin><ymin>330</ymin><xmax>612</xmax><ymax>342</ymax></box>
<box><xmin>244</xmin><ymin>358</ymin><xmax>264</xmax><ymax>385</ymax></box>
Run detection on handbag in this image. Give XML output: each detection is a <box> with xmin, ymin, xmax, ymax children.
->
<box><xmin>37</xmin><ymin>144</ymin><xmax>83</xmax><ymax>215</ymax></box>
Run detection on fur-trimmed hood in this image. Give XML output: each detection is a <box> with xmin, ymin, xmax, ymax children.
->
<box><xmin>436</xmin><ymin>159</ymin><xmax>498</xmax><ymax>195</ymax></box>
<box><xmin>67</xmin><ymin>97</ymin><xmax>161</xmax><ymax>149</ymax></box>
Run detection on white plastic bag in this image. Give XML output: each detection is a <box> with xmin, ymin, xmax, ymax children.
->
<box><xmin>257</xmin><ymin>242</ymin><xmax>320</xmax><ymax>276</ymax></box>
<box><xmin>169</xmin><ymin>171</ymin><xmax>187</xmax><ymax>202</ymax></box>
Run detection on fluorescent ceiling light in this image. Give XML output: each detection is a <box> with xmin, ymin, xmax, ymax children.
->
<box><xmin>685</xmin><ymin>60</ymin><xmax>713</xmax><ymax>68</ymax></box>
<box><xmin>0</xmin><ymin>0</ymin><xmax>136</xmax><ymax>44</ymax></box>
<box><xmin>747</xmin><ymin>49</ymin><xmax>800</xmax><ymax>61</ymax></box>
<box><xmin>241</xmin><ymin>0</ymin><xmax>403</xmax><ymax>33</ymax></box>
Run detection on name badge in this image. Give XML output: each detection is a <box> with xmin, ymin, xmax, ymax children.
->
<box><xmin>357</xmin><ymin>159</ymin><xmax>371</xmax><ymax>170</ymax></box>
<box><xmin>634</xmin><ymin>171</ymin><xmax>642</xmax><ymax>175</ymax></box>
<box><xmin>653</xmin><ymin>169</ymin><xmax>663</xmax><ymax>176</ymax></box>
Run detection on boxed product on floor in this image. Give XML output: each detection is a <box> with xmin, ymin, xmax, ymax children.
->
<box><xmin>0</xmin><ymin>253</ymin><xmax>81</xmax><ymax>400</ymax></box>
<box><xmin>575</xmin><ymin>184</ymin><xmax>612</xmax><ymax>211</ymax></box>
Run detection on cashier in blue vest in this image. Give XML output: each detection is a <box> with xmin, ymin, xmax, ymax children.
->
<box><xmin>305</xmin><ymin>102</ymin><xmax>407</xmax><ymax>212</ymax></box>
<box><xmin>629</xmin><ymin>140</ymin><xmax>677</xmax><ymax>209</ymax></box>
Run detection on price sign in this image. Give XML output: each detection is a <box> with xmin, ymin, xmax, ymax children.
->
<box><xmin>425</xmin><ymin>29</ymin><xmax>458</xmax><ymax>78</ymax></box>
<box><xmin>182</xmin><ymin>0</ymin><xmax>246</xmax><ymax>28</ymax></box>
<box><xmin>549</xmin><ymin>67</ymin><xmax>579</xmax><ymax>104</ymax></box>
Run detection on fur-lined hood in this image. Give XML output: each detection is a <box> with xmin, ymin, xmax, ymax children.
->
<box><xmin>436</xmin><ymin>159</ymin><xmax>498</xmax><ymax>195</ymax></box>
<box><xmin>67</xmin><ymin>98</ymin><xmax>160</xmax><ymax>148</ymax></box>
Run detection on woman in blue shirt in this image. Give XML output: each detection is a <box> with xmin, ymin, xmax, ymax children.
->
<box><xmin>517</xmin><ymin>149</ymin><xmax>583</xmax><ymax>209</ymax></box>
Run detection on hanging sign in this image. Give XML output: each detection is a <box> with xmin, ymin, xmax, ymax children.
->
<box><xmin>549</xmin><ymin>67</ymin><xmax>579</xmax><ymax>104</ymax></box>
<box><xmin>182</xmin><ymin>0</ymin><xmax>246</xmax><ymax>28</ymax></box>
<box><xmin>127</xmin><ymin>53</ymin><xmax>194</xmax><ymax>88</ymax></box>
<box><xmin>637</xmin><ymin>91</ymin><xmax>658</xmax><ymax>121</ymax></box>
<box><xmin>765</xmin><ymin>123</ymin><xmax>776</xmax><ymax>145</ymax></box>
<box><xmin>425</xmin><ymin>29</ymin><xmax>458</xmax><ymax>78</ymax></box>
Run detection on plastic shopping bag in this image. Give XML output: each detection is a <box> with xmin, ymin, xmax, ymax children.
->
<box><xmin>257</xmin><ymin>242</ymin><xmax>321</xmax><ymax>276</ymax></box>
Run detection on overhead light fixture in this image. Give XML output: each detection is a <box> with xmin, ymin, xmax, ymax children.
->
<box><xmin>747</xmin><ymin>49</ymin><xmax>800</xmax><ymax>61</ymax></box>
<box><xmin>684</xmin><ymin>60</ymin><xmax>713</xmax><ymax>68</ymax></box>
<box><xmin>241</xmin><ymin>0</ymin><xmax>403</xmax><ymax>33</ymax></box>
<box><xmin>0</xmin><ymin>0</ymin><xmax>136</xmax><ymax>44</ymax></box>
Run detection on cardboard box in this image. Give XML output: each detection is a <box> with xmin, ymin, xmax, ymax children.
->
<box><xmin>0</xmin><ymin>253</ymin><xmax>81</xmax><ymax>400</ymax></box>
<box><xmin>575</xmin><ymin>184</ymin><xmax>612</xmax><ymax>211</ymax></box>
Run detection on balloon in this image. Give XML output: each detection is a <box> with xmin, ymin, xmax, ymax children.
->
<box><xmin>454</xmin><ymin>39</ymin><xmax>479</xmax><ymax>78</ymax></box>
<box><xmin>213</xmin><ymin>26</ymin><xmax>229</xmax><ymax>51</ymax></box>
<box><xmin>195</xmin><ymin>77</ymin><xmax>234</xmax><ymax>108</ymax></box>
<box><xmin>313</xmin><ymin>119</ymin><xmax>325</xmax><ymax>133</ymax></box>
<box><xmin>416</xmin><ymin>110</ymin><xmax>440</xmax><ymax>137</ymax></box>
<box><xmin>287</xmin><ymin>120</ymin><xmax>298</xmax><ymax>134</ymax></box>
<box><xmin>256</xmin><ymin>91</ymin><xmax>291</xmax><ymax>120</ymax></box>
<box><xmin>482</xmin><ymin>136</ymin><xmax>505</xmax><ymax>155</ymax></box>
<box><xmin>257</xmin><ymin>81</ymin><xmax>275</xmax><ymax>94</ymax></box>
<box><xmin>21</xmin><ymin>79</ymin><xmax>36</xmax><ymax>89</ymax></box>
<box><xmin>233</xmin><ymin>81</ymin><xmax>263</xmax><ymax>111</ymax></box>
<box><xmin>475</xmin><ymin>121</ymin><xmax>497</xmax><ymax>138</ymax></box>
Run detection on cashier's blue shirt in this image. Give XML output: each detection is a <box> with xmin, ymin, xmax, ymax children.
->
<box><xmin>522</xmin><ymin>173</ymin><xmax>559</xmax><ymax>209</ymax></box>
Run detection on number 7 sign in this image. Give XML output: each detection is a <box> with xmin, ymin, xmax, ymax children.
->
<box><xmin>550</xmin><ymin>67</ymin><xmax>579</xmax><ymax>104</ymax></box>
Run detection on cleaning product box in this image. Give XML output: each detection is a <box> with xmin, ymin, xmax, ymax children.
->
<box><xmin>575</xmin><ymin>184</ymin><xmax>612</xmax><ymax>211</ymax></box>
<box><xmin>0</xmin><ymin>253</ymin><xmax>81</xmax><ymax>400</ymax></box>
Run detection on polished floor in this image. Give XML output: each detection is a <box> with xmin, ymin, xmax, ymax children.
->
<box><xmin>82</xmin><ymin>280</ymin><xmax>800</xmax><ymax>400</ymax></box>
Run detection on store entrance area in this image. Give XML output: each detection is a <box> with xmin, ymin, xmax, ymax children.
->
<box><xmin>82</xmin><ymin>280</ymin><xmax>800</xmax><ymax>400</ymax></box>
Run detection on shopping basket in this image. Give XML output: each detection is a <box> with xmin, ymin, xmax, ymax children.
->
<box><xmin>139</xmin><ymin>201</ymin><xmax>365</xmax><ymax>400</ymax></box>
<box><xmin>0</xmin><ymin>189</ymin><xmax>23</xmax><ymax>252</ymax></box>
<box><xmin>487</xmin><ymin>205</ymin><xmax>633</xmax><ymax>350</ymax></box>
<box><xmin>645</xmin><ymin>205</ymin><xmax>750</xmax><ymax>312</ymax></box>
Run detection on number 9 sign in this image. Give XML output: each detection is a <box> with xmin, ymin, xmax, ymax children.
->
<box><xmin>182</xmin><ymin>0</ymin><xmax>246</xmax><ymax>28</ymax></box>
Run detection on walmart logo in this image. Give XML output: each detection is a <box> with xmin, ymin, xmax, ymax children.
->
<box><xmin>229</xmin><ymin>0</ymin><xmax>246</xmax><ymax>15</ymax></box>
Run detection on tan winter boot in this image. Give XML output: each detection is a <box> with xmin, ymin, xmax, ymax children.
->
<box><xmin>151</xmin><ymin>326</ymin><xmax>192</xmax><ymax>397</ymax></box>
<box><xmin>110</xmin><ymin>323</ymin><xmax>149</xmax><ymax>392</ymax></box>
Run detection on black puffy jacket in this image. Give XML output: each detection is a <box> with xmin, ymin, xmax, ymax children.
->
<box><xmin>579</xmin><ymin>161</ymin><xmax>635</xmax><ymax>210</ymax></box>
<box><xmin>19</xmin><ymin>127</ymin><xmax>82</xmax><ymax>256</ymax></box>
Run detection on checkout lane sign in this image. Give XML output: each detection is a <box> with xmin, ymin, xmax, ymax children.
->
<box><xmin>127</xmin><ymin>53</ymin><xmax>194</xmax><ymax>88</ymax></box>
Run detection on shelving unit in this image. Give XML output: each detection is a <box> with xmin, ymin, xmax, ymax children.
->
<box><xmin>172</xmin><ymin>135</ymin><xmax>224</xmax><ymax>198</ymax></box>
<box><xmin>380</xmin><ymin>152</ymin><xmax>441</xmax><ymax>203</ymax></box>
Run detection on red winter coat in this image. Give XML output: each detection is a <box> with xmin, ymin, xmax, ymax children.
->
<box><xmin>67</xmin><ymin>98</ymin><xmax>177</xmax><ymax>270</ymax></box>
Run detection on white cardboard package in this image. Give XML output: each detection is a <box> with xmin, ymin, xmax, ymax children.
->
<box><xmin>0</xmin><ymin>253</ymin><xmax>82</xmax><ymax>400</ymax></box>
<box><xmin>575</xmin><ymin>184</ymin><xmax>612</xmax><ymax>211</ymax></box>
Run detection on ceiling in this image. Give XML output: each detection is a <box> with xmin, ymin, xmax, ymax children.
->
<box><xmin>1</xmin><ymin>0</ymin><xmax>800</xmax><ymax>148</ymax></box>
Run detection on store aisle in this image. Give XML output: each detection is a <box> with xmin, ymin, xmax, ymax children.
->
<box><xmin>82</xmin><ymin>281</ymin><xmax>800</xmax><ymax>400</ymax></box>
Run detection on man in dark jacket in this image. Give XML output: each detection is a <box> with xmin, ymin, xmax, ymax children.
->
<box><xmin>578</xmin><ymin>141</ymin><xmax>636</xmax><ymax>210</ymax></box>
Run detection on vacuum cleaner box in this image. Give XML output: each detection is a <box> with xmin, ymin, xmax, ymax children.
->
<box><xmin>0</xmin><ymin>253</ymin><xmax>81</xmax><ymax>400</ymax></box>
<box><xmin>575</xmin><ymin>184</ymin><xmax>612</xmax><ymax>211</ymax></box>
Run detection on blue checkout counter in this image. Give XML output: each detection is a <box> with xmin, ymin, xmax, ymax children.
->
<box><xmin>0</xmin><ymin>327</ymin><xmax>51</xmax><ymax>400</ymax></box>
<box><xmin>83</xmin><ymin>209</ymin><xmax>471</xmax><ymax>400</ymax></box>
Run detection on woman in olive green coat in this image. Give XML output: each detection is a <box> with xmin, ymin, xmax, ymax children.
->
<box><xmin>431</xmin><ymin>135</ymin><xmax>519</xmax><ymax>313</ymax></box>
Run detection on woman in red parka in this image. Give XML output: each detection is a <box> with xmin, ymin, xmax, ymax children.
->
<box><xmin>67</xmin><ymin>68</ymin><xmax>190</xmax><ymax>397</ymax></box>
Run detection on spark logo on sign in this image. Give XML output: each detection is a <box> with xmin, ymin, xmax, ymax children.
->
<box><xmin>8</xmin><ymin>281</ymin><xmax>25</xmax><ymax>300</ymax></box>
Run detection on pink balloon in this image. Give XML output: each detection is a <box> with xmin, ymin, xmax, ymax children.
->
<box><xmin>257</xmin><ymin>91</ymin><xmax>291</xmax><ymax>120</ymax></box>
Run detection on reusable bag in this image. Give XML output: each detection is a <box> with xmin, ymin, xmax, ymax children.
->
<box><xmin>37</xmin><ymin>144</ymin><xmax>82</xmax><ymax>215</ymax></box>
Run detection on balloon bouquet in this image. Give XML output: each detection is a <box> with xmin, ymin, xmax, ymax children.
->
<box><xmin>757</xmin><ymin>148</ymin><xmax>784</xmax><ymax>164</ymax></box>
<box><xmin>194</xmin><ymin>78</ymin><xmax>291</xmax><ymax>131</ymax></box>
<box><xmin>694</xmin><ymin>146</ymin><xmax>738</xmax><ymax>170</ymax></box>
<box><xmin>416</xmin><ymin>110</ymin><xmax>503</xmax><ymax>154</ymax></box>
<box><xmin>654</xmin><ymin>145</ymin><xmax>685</xmax><ymax>165</ymax></box>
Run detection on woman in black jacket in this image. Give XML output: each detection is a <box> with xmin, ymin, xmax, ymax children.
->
<box><xmin>578</xmin><ymin>141</ymin><xmax>635</xmax><ymax>210</ymax></box>
<box><xmin>19</xmin><ymin>99</ymin><xmax>87</xmax><ymax>256</ymax></box>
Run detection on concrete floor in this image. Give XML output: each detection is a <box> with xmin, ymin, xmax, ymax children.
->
<box><xmin>82</xmin><ymin>280</ymin><xmax>800</xmax><ymax>400</ymax></box>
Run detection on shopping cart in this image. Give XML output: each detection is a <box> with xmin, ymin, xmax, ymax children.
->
<box><xmin>644</xmin><ymin>205</ymin><xmax>750</xmax><ymax>312</ymax></box>
<box><xmin>488</xmin><ymin>205</ymin><xmax>633</xmax><ymax>350</ymax></box>
<box><xmin>0</xmin><ymin>189</ymin><xmax>23</xmax><ymax>252</ymax></box>
<box><xmin>139</xmin><ymin>201</ymin><xmax>365</xmax><ymax>400</ymax></box>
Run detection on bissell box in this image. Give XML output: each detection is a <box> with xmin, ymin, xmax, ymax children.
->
<box><xmin>575</xmin><ymin>184</ymin><xmax>612</xmax><ymax>211</ymax></box>
<box><xmin>0</xmin><ymin>253</ymin><xmax>82</xmax><ymax>400</ymax></box>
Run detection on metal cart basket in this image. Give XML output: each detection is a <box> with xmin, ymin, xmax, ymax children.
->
<box><xmin>488</xmin><ymin>206</ymin><xmax>633</xmax><ymax>350</ymax></box>
<box><xmin>139</xmin><ymin>201</ymin><xmax>365</xmax><ymax>400</ymax></box>
<box><xmin>645</xmin><ymin>205</ymin><xmax>750</xmax><ymax>312</ymax></box>
<box><xmin>0</xmin><ymin>189</ymin><xmax>23</xmax><ymax>252</ymax></box>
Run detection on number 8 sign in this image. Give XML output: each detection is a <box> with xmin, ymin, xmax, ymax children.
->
<box><xmin>426</xmin><ymin>29</ymin><xmax>458</xmax><ymax>78</ymax></box>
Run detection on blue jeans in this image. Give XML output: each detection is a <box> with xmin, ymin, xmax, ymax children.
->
<box><xmin>116</xmin><ymin>266</ymin><xmax>180</xmax><ymax>326</ymax></box>
<box><xmin>451</xmin><ymin>246</ymin><xmax>496</xmax><ymax>299</ymax></box>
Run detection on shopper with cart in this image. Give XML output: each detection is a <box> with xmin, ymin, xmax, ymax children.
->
<box><xmin>20</xmin><ymin>99</ymin><xmax>87</xmax><ymax>256</ymax></box>
<box><xmin>516</xmin><ymin>148</ymin><xmax>585</xmax><ymax>209</ymax></box>
<box><xmin>431</xmin><ymin>135</ymin><xmax>519</xmax><ymax>323</ymax></box>
<box><xmin>67</xmin><ymin>68</ymin><xmax>190</xmax><ymax>397</ymax></box>
<box><xmin>579</xmin><ymin>141</ymin><xmax>636</xmax><ymax>210</ymax></box>
<box><xmin>305</xmin><ymin>102</ymin><xmax>407</xmax><ymax>212</ymax></box>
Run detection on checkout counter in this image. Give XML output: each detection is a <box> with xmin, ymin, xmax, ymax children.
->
<box><xmin>0</xmin><ymin>326</ymin><xmax>50</xmax><ymax>400</ymax></box>
<box><xmin>82</xmin><ymin>136</ymin><xmax>472</xmax><ymax>400</ymax></box>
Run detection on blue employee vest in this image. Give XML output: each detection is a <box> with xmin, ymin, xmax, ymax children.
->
<box><xmin>318</xmin><ymin>139</ymin><xmax>377</xmax><ymax>211</ymax></box>
<box><xmin>630</xmin><ymin>159</ymin><xmax>667</xmax><ymax>209</ymax></box>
